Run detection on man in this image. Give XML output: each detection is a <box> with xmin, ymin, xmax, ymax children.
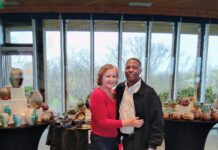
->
<box><xmin>116</xmin><ymin>58</ymin><xmax>164</xmax><ymax>150</ymax></box>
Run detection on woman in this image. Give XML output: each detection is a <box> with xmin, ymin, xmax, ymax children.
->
<box><xmin>89</xmin><ymin>64</ymin><xmax>143</xmax><ymax>150</ymax></box>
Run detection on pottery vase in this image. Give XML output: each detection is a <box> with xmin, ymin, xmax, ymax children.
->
<box><xmin>211</xmin><ymin>109</ymin><xmax>218</xmax><ymax>120</ymax></box>
<box><xmin>9</xmin><ymin>68</ymin><xmax>23</xmax><ymax>88</ymax></box>
<box><xmin>25</xmin><ymin>108</ymin><xmax>38</xmax><ymax>125</ymax></box>
<box><xmin>201</xmin><ymin>110</ymin><xmax>211</xmax><ymax>121</ymax></box>
<box><xmin>0</xmin><ymin>87</ymin><xmax>10</xmax><ymax>100</ymax></box>
<box><xmin>192</xmin><ymin>109</ymin><xmax>202</xmax><ymax>120</ymax></box>
<box><xmin>214</xmin><ymin>98</ymin><xmax>218</xmax><ymax>109</ymax></box>
<box><xmin>41</xmin><ymin>110</ymin><xmax>53</xmax><ymax>122</ymax></box>
<box><xmin>0</xmin><ymin>113</ymin><xmax>9</xmax><ymax>127</ymax></box>
<box><xmin>13</xmin><ymin>114</ymin><xmax>22</xmax><ymax>127</ymax></box>
<box><xmin>28</xmin><ymin>90</ymin><xmax>43</xmax><ymax>109</ymax></box>
<box><xmin>3</xmin><ymin>105</ymin><xmax>11</xmax><ymax>116</ymax></box>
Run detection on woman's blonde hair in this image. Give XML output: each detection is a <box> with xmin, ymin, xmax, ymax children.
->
<box><xmin>96</xmin><ymin>64</ymin><xmax>118</xmax><ymax>86</ymax></box>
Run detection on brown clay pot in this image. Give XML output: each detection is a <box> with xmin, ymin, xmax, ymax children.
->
<box><xmin>201</xmin><ymin>111</ymin><xmax>211</xmax><ymax>121</ymax></box>
<box><xmin>0</xmin><ymin>87</ymin><xmax>10</xmax><ymax>100</ymax></box>
<box><xmin>211</xmin><ymin>110</ymin><xmax>218</xmax><ymax>120</ymax></box>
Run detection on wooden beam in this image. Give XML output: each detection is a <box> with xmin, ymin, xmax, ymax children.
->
<box><xmin>0</xmin><ymin>5</ymin><xmax>218</xmax><ymax>19</ymax></box>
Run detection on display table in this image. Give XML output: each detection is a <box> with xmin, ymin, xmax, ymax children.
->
<box><xmin>0</xmin><ymin>122</ymin><xmax>49</xmax><ymax>150</ymax></box>
<box><xmin>46</xmin><ymin>125</ymin><xmax>89</xmax><ymax>150</ymax></box>
<box><xmin>164</xmin><ymin>119</ymin><xmax>218</xmax><ymax>150</ymax></box>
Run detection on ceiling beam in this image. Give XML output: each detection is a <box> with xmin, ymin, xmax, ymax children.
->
<box><xmin>0</xmin><ymin>5</ymin><xmax>218</xmax><ymax>19</ymax></box>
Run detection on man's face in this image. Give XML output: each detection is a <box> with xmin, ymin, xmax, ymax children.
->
<box><xmin>125</xmin><ymin>60</ymin><xmax>141</xmax><ymax>86</ymax></box>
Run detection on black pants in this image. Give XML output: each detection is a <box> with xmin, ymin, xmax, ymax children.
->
<box><xmin>90</xmin><ymin>133</ymin><xmax>118</xmax><ymax>150</ymax></box>
<box><xmin>122</xmin><ymin>134</ymin><xmax>134</xmax><ymax>150</ymax></box>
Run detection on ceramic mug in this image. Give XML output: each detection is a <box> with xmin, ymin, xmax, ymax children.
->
<box><xmin>13</xmin><ymin>114</ymin><xmax>21</xmax><ymax>127</ymax></box>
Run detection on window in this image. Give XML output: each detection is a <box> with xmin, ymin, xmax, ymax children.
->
<box><xmin>177</xmin><ymin>23</ymin><xmax>200</xmax><ymax>98</ymax></box>
<box><xmin>122</xmin><ymin>21</ymin><xmax>146</xmax><ymax>81</ymax></box>
<box><xmin>148</xmin><ymin>21</ymin><xmax>173</xmax><ymax>97</ymax></box>
<box><xmin>43</xmin><ymin>20</ymin><xmax>62</xmax><ymax>114</ymax></box>
<box><xmin>94</xmin><ymin>20</ymin><xmax>119</xmax><ymax>85</ymax></box>
<box><xmin>66</xmin><ymin>20</ymin><xmax>91</xmax><ymax>108</ymax></box>
<box><xmin>205</xmin><ymin>24</ymin><xmax>218</xmax><ymax>103</ymax></box>
<box><xmin>10</xmin><ymin>31</ymin><xmax>32</xmax><ymax>44</ymax></box>
<box><xmin>5</xmin><ymin>24</ymin><xmax>32</xmax><ymax>44</ymax></box>
<box><xmin>0</xmin><ymin>24</ymin><xmax>33</xmax><ymax>96</ymax></box>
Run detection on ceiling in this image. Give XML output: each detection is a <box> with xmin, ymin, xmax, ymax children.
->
<box><xmin>1</xmin><ymin>0</ymin><xmax>218</xmax><ymax>19</ymax></box>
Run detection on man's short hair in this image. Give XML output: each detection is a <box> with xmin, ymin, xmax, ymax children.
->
<box><xmin>126</xmin><ymin>58</ymin><xmax>141</xmax><ymax>68</ymax></box>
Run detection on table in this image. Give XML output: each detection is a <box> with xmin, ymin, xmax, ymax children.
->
<box><xmin>164</xmin><ymin>119</ymin><xmax>218</xmax><ymax>150</ymax></box>
<box><xmin>0</xmin><ymin>122</ymin><xmax>49</xmax><ymax>150</ymax></box>
<box><xmin>46</xmin><ymin>125</ymin><xmax>89</xmax><ymax>150</ymax></box>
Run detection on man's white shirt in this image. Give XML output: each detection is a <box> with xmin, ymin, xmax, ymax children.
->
<box><xmin>119</xmin><ymin>79</ymin><xmax>141</xmax><ymax>134</ymax></box>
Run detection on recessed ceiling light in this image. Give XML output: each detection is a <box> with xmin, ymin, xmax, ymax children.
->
<box><xmin>128</xmin><ymin>2</ymin><xmax>152</xmax><ymax>7</ymax></box>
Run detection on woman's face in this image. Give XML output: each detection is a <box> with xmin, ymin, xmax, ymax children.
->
<box><xmin>101</xmin><ymin>68</ymin><xmax>117</xmax><ymax>89</ymax></box>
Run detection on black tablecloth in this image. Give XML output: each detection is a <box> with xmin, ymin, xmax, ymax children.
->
<box><xmin>46</xmin><ymin>124</ymin><xmax>89</xmax><ymax>150</ymax></box>
<box><xmin>164</xmin><ymin>119</ymin><xmax>218</xmax><ymax>150</ymax></box>
<box><xmin>0</xmin><ymin>122</ymin><xmax>49</xmax><ymax>150</ymax></box>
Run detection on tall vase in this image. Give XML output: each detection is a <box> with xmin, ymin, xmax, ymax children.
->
<box><xmin>28</xmin><ymin>90</ymin><xmax>43</xmax><ymax>109</ymax></box>
<box><xmin>9</xmin><ymin>68</ymin><xmax>23</xmax><ymax>88</ymax></box>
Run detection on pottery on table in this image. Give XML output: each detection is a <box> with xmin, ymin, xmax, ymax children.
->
<box><xmin>192</xmin><ymin>109</ymin><xmax>202</xmax><ymax>119</ymax></box>
<box><xmin>13</xmin><ymin>114</ymin><xmax>22</xmax><ymax>127</ymax></box>
<box><xmin>9</xmin><ymin>68</ymin><xmax>23</xmax><ymax>88</ymax></box>
<box><xmin>0</xmin><ymin>113</ymin><xmax>9</xmax><ymax>127</ymax></box>
<box><xmin>25</xmin><ymin>108</ymin><xmax>38</xmax><ymax>125</ymax></box>
<box><xmin>211</xmin><ymin>109</ymin><xmax>218</xmax><ymax>120</ymax></box>
<box><xmin>201</xmin><ymin>111</ymin><xmax>211</xmax><ymax>120</ymax></box>
<box><xmin>28</xmin><ymin>90</ymin><xmax>43</xmax><ymax>109</ymax></box>
<box><xmin>4</xmin><ymin>105</ymin><xmax>11</xmax><ymax>116</ymax></box>
<box><xmin>214</xmin><ymin>99</ymin><xmax>218</xmax><ymax>109</ymax></box>
<box><xmin>41</xmin><ymin>110</ymin><xmax>53</xmax><ymax>122</ymax></box>
<box><xmin>0</xmin><ymin>87</ymin><xmax>10</xmax><ymax>100</ymax></box>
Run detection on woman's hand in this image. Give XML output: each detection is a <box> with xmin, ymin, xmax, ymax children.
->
<box><xmin>122</xmin><ymin>117</ymin><xmax>144</xmax><ymax>128</ymax></box>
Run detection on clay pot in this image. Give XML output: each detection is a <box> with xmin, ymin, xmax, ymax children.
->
<box><xmin>163</xmin><ymin>112</ymin><xmax>170</xmax><ymax>119</ymax></box>
<box><xmin>0</xmin><ymin>87</ymin><xmax>10</xmax><ymax>100</ymax></box>
<box><xmin>0</xmin><ymin>113</ymin><xmax>9</xmax><ymax>127</ymax></box>
<box><xmin>192</xmin><ymin>109</ymin><xmax>202</xmax><ymax>120</ymax></box>
<box><xmin>25</xmin><ymin>108</ymin><xmax>38</xmax><ymax>125</ymax></box>
<box><xmin>28</xmin><ymin>90</ymin><xmax>43</xmax><ymax>109</ymax></box>
<box><xmin>201</xmin><ymin>110</ymin><xmax>211</xmax><ymax>121</ymax></box>
<box><xmin>9</xmin><ymin>68</ymin><xmax>23</xmax><ymax>88</ymax></box>
<box><xmin>41</xmin><ymin>110</ymin><xmax>53</xmax><ymax>122</ymax></box>
<box><xmin>214</xmin><ymin>99</ymin><xmax>218</xmax><ymax>109</ymax></box>
<box><xmin>211</xmin><ymin>109</ymin><xmax>218</xmax><ymax>120</ymax></box>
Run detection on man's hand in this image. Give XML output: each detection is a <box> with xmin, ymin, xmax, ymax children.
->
<box><xmin>122</xmin><ymin>117</ymin><xmax>144</xmax><ymax>127</ymax></box>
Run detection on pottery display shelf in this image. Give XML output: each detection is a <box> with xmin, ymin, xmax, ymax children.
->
<box><xmin>0</xmin><ymin>122</ymin><xmax>49</xmax><ymax>150</ymax></box>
